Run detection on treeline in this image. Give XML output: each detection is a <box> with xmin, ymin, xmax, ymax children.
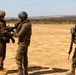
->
<box><xmin>6</xmin><ymin>18</ymin><xmax>76</xmax><ymax>24</ymax></box>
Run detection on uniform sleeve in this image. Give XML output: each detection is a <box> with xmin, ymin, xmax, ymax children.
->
<box><xmin>71</xmin><ymin>27</ymin><xmax>74</xmax><ymax>34</ymax></box>
<box><xmin>15</xmin><ymin>23</ymin><xmax>30</xmax><ymax>37</ymax></box>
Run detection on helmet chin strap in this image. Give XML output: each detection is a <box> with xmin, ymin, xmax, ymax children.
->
<box><xmin>20</xmin><ymin>18</ymin><xmax>27</xmax><ymax>22</ymax></box>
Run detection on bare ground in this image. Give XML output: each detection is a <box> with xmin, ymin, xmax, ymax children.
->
<box><xmin>2</xmin><ymin>24</ymin><xmax>76</xmax><ymax>75</ymax></box>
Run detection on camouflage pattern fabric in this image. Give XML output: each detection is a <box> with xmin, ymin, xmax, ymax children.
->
<box><xmin>72</xmin><ymin>48</ymin><xmax>76</xmax><ymax>68</ymax></box>
<box><xmin>71</xmin><ymin>27</ymin><xmax>76</xmax><ymax>68</ymax></box>
<box><xmin>71</xmin><ymin>27</ymin><xmax>76</xmax><ymax>44</ymax></box>
<box><xmin>16</xmin><ymin>42</ymin><xmax>28</xmax><ymax>69</ymax></box>
<box><xmin>0</xmin><ymin>21</ymin><xmax>6</xmax><ymax>68</ymax></box>
<box><xmin>15</xmin><ymin>19</ymin><xmax>32</xmax><ymax>70</ymax></box>
<box><xmin>71</xmin><ymin>27</ymin><xmax>75</xmax><ymax>34</ymax></box>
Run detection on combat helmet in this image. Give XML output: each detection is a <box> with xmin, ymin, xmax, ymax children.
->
<box><xmin>0</xmin><ymin>10</ymin><xmax>6</xmax><ymax>17</ymax></box>
<box><xmin>18</xmin><ymin>11</ymin><xmax>28</xmax><ymax>18</ymax></box>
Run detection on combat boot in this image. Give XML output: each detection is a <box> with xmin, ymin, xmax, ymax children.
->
<box><xmin>66</xmin><ymin>67</ymin><xmax>75</xmax><ymax>75</ymax></box>
<box><xmin>17</xmin><ymin>68</ymin><xmax>23</xmax><ymax>75</ymax></box>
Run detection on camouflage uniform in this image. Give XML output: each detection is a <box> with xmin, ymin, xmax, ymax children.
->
<box><xmin>14</xmin><ymin>19</ymin><xmax>32</xmax><ymax>75</ymax></box>
<box><xmin>66</xmin><ymin>27</ymin><xmax>76</xmax><ymax>75</ymax></box>
<box><xmin>0</xmin><ymin>20</ymin><xmax>7</xmax><ymax>70</ymax></box>
<box><xmin>0</xmin><ymin>10</ymin><xmax>9</xmax><ymax>70</ymax></box>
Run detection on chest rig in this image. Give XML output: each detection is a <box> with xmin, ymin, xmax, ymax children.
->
<box><xmin>0</xmin><ymin>21</ymin><xmax>6</xmax><ymax>33</ymax></box>
<box><xmin>71</xmin><ymin>25</ymin><xmax>76</xmax><ymax>44</ymax></box>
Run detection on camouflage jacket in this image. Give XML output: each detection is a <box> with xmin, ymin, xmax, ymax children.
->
<box><xmin>0</xmin><ymin>20</ymin><xmax>6</xmax><ymax>33</ymax></box>
<box><xmin>0</xmin><ymin>20</ymin><xmax>10</xmax><ymax>43</ymax></box>
<box><xmin>71</xmin><ymin>27</ymin><xmax>75</xmax><ymax>34</ymax></box>
<box><xmin>14</xmin><ymin>19</ymin><xmax>32</xmax><ymax>43</ymax></box>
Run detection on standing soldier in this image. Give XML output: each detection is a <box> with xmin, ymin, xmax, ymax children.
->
<box><xmin>66</xmin><ymin>26</ymin><xmax>76</xmax><ymax>75</ymax></box>
<box><xmin>14</xmin><ymin>11</ymin><xmax>32</xmax><ymax>75</ymax></box>
<box><xmin>0</xmin><ymin>10</ymin><xmax>9</xmax><ymax>71</ymax></box>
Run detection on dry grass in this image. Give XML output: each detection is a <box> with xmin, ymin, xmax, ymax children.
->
<box><xmin>3</xmin><ymin>24</ymin><xmax>76</xmax><ymax>75</ymax></box>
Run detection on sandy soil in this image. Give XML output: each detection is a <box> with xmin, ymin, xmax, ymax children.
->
<box><xmin>3</xmin><ymin>24</ymin><xmax>76</xmax><ymax>75</ymax></box>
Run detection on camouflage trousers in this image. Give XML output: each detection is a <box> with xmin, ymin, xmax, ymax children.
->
<box><xmin>16</xmin><ymin>42</ymin><xmax>29</xmax><ymax>69</ymax></box>
<box><xmin>0</xmin><ymin>42</ymin><xmax>6</xmax><ymax>68</ymax></box>
<box><xmin>72</xmin><ymin>47</ymin><xmax>76</xmax><ymax>68</ymax></box>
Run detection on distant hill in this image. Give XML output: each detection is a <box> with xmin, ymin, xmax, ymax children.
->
<box><xmin>5</xmin><ymin>15</ymin><xmax>76</xmax><ymax>20</ymax></box>
<box><xmin>29</xmin><ymin>15</ymin><xmax>76</xmax><ymax>20</ymax></box>
<box><xmin>5</xmin><ymin>17</ymin><xmax>18</xmax><ymax>20</ymax></box>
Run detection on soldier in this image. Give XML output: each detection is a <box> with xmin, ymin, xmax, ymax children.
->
<box><xmin>66</xmin><ymin>27</ymin><xmax>76</xmax><ymax>75</ymax></box>
<box><xmin>0</xmin><ymin>10</ymin><xmax>9</xmax><ymax>71</ymax></box>
<box><xmin>14</xmin><ymin>11</ymin><xmax>32</xmax><ymax>75</ymax></box>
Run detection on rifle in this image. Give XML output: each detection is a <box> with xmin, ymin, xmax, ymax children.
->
<box><xmin>0</xmin><ymin>25</ymin><xmax>16</xmax><ymax>43</ymax></box>
<box><xmin>68</xmin><ymin>25</ymin><xmax>76</xmax><ymax>60</ymax></box>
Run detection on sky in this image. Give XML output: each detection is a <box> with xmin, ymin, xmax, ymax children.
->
<box><xmin>0</xmin><ymin>0</ymin><xmax>76</xmax><ymax>17</ymax></box>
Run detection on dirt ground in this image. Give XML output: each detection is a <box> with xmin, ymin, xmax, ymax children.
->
<box><xmin>3</xmin><ymin>24</ymin><xmax>76</xmax><ymax>75</ymax></box>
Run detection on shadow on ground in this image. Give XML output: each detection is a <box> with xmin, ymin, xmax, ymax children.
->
<box><xmin>28</xmin><ymin>66</ymin><xmax>49</xmax><ymax>71</ymax></box>
<box><xmin>7</xmin><ymin>66</ymin><xmax>69</xmax><ymax>75</ymax></box>
<box><xmin>7</xmin><ymin>69</ymin><xmax>18</xmax><ymax>74</ymax></box>
<box><xmin>29</xmin><ymin>67</ymin><xmax>69</xmax><ymax>75</ymax></box>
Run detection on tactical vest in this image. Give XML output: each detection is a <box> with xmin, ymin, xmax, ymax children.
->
<box><xmin>15</xmin><ymin>19</ymin><xmax>32</xmax><ymax>43</ymax></box>
<box><xmin>71</xmin><ymin>27</ymin><xmax>76</xmax><ymax>44</ymax></box>
<box><xmin>0</xmin><ymin>21</ymin><xmax>6</xmax><ymax>33</ymax></box>
<box><xmin>0</xmin><ymin>20</ymin><xmax>10</xmax><ymax>43</ymax></box>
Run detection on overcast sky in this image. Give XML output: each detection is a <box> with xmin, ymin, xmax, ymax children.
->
<box><xmin>0</xmin><ymin>0</ymin><xmax>76</xmax><ymax>17</ymax></box>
